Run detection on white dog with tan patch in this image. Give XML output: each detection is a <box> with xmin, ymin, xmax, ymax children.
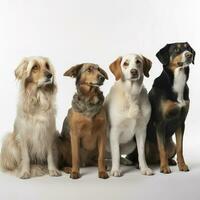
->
<box><xmin>0</xmin><ymin>57</ymin><xmax>61</xmax><ymax>179</ymax></box>
<box><xmin>106</xmin><ymin>54</ymin><xmax>154</xmax><ymax>177</ymax></box>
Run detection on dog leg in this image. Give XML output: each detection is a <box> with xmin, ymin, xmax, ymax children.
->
<box><xmin>70</xmin><ymin>133</ymin><xmax>81</xmax><ymax>179</ymax></box>
<box><xmin>175</xmin><ymin>125</ymin><xmax>189</xmax><ymax>172</ymax></box>
<box><xmin>47</xmin><ymin>146</ymin><xmax>61</xmax><ymax>177</ymax></box>
<box><xmin>19</xmin><ymin>139</ymin><xmax>31</xmax><ymax>179</ymax></box>
<box><xmin>135</xmin><ymin>129</ymin><xmax>154</xmax><ymax>175</ymax></box>
<box><xmin>120</xmin><ymin>140</ymin><xmax>136</xmax><ymax>166</ymax></box>
<box><xmin>110</xmin><ymin>128</ymin><xmax>121</xmax><ymax>177</ymax></box>
<box><xmin>156</xmin><ymin>126</ymin><xmax>171</xmax><ymax>174</ymax></box>
<box><xmin>98</xmin><ymin>132</ymin><xmax>109</xmax><ymax>179</ymax></box>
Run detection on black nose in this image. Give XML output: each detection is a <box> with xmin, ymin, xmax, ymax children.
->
<box><xmin>98</xmin><ymin>75</ymin><xmax>105</xmax><ymax>82</ymax></box>
<box><xmin>185</xmin><ymin>52</ymin><xmax>192</xmax><ymax>59</ymax></box>
<box><xmin>130</xmin><ymin>69</ymin><xmax>138</xmax><ymax>75</ymax></box>
<box><xmin>46</xmin><ymin>72</ymin><xmax>52</xmax><ymax>79</ymax></box>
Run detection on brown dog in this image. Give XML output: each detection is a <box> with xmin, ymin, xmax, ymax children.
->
<box><xmin>58</xmin><ymin>63</ymin><xmax>109</xmax><ymax>179</ymax></box>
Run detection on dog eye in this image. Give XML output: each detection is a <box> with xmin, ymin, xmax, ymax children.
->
<box><xmin>124</xmin><ymin>61</ymin><xmax>129</xmax><ymax>66</ymax></box>
<box><xmin>136</xmin><ymin>60</ymin><xmax>141</xmax><ymax>65</ymax></box>
<box><xmin>32</xmin><ymin>65</ymin><xmax>39</xmax><ymax>72</ymax></box>
<box><xmin>46</xmin><ymin>63</ymin><xmax>50</xmax><ymax>70</ymax></box>
<box><xmin>175</xmin><ymin>48</ymin><xmax>180</xmax><ymax>53</ymax></box>
<box><xmin>87</xmin><ymin>67</ymin><xmax>92</xmax><ymax>72</ymax></box>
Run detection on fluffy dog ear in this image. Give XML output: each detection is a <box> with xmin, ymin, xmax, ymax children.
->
<box><xmin>64</xmin><ymin>64</ymin><xmax>83</xmax><ymax>78</ymax></box>
<box><xmin>142</xmin><ymin>56</ymin><xmax>152</xmax><ymax>78</ymax></box>
<box><xmin>109</xmin><ymin>57</ymin><xmax>122</xmax><ymax>81</ymax></box>
<box><xmin>186</xmin><ymin>42</ymin><xmax>196</xmax><ymax>64</ymax></box>
<box><xmin>15</xmin><ymin>58</ymin><xmax>28</xmax><ymax>80</ymax></box>
<box><xmin>156</xmin><ymin>44</ymin><xmax>170</xmax><ymax>65</ymax></box>
<box><xmin>98</xmin><ymin>67</ymin><xmax>108</xmax><ymax>80</ymax></box>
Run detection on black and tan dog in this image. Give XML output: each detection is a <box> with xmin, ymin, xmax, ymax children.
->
<box><xmin>127</xmin><ymin>42</ymin><xmax>195</xmax><ymax>174</ymax></box>
<box><xmin>57</xmin><ymin>63</ymin><xmax>109</xmax><ymax>179</ymax></box>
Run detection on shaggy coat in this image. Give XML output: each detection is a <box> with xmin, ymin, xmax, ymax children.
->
<box><xmin>0</xmin><ymin>57</ymin><xmax>61</xmax><ymax>178</ymax></box>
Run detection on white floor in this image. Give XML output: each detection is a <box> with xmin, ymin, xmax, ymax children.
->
<box><xmin>0</xmin><ymin>148</ymin><xmax>199</xmax><ymax>200</ymax></box>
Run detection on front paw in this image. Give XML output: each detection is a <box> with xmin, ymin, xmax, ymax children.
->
<box><xmin>178</xmin><ymin>164</ymin><xmax>189</xmax><ymax>172</ymax></box>
<box><xmin>141</xmin><ymin>168</ymin><xmax>154</xmax><ymax>176</ymax></box>
<box><xmin>99</xmin><ymin>171</ymin><xmax>109</xmax><ymax>179</ymax></box>
<box><xmin>20</xmin><ymin>171</ymin><xmax>31</xmax><ymax>179</ymax></box>
<box><xmin>160</xmin><ymin>165</ymin><xmax>171</xmax><ymax>174</ymax></box>
<box><xmin>70</xmin><ymin>171</ymin><xmax>80</xmax><ymax>179</ymax></box>
<box><xmin>110</xmin><ymin>169</ymin><xmax>121</xmax><ymax>177</ymax></box>
<box><xmin>49</xmin><ymin>169</ymin><xmax>62</xmax><ymax>177</ymax></box>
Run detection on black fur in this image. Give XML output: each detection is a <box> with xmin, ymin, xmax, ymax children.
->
<box><xmin>127</xmin><ymin>42</ymin><xmax>195</xmax><ymax>166</ymax></box>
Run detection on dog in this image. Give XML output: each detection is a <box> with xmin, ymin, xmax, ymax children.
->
<box><xmin>58</xmin><ymin>63</ymin><xmax>109</xmax><ymax>179</ymax></box>
<box><xmin>127</xmin><ymin>42</ymin><xmax>195</xmax><ymax>174</ymax></box>
<box><xmin>105</xmin><ymin>54</ymin><xmax>154</xmax><ymax>177</ymax></box>
<box><xmin>0</xmin><ymin>57</ymin><xmax>61</xmax><ymax>178</ymax></box>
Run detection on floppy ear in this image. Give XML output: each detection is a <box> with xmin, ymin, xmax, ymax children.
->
<box><xmin>98</xmin><ymin>67</ymin><xmax>108</xmax><ymax>80</ymax></box>
<box><xmin>142</xmin><ymin>56</ymin><xmax>152</xmax><ymax>78</ymax></box>
<box><xmin>156</xmin><ymin>44</ymin><xmax>170</xmax><ymax>65</ymax></box>
<box><xmin>109</xmin><ymin>57</ymin><xmax>122</xmax><ymax>81</ymax></box>
<box><xmin>15</xmin><ymin>58</ymin><xmax>28</xmax><ymax>80</ymax></box>
<box><xmin>186</xmin><ymin>42</ymin><xmax>196</xmax><ymax>64</ymax></box>
<box><xmin>63</xmin><ymin>64</ymin><xmax>83</xmax><ymax>78</ymax></box>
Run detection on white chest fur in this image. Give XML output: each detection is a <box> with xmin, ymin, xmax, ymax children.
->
<box><xmin>173</xmin><ymin>68</ymin><xmax>186</xmax><ymax>106</ymax></box>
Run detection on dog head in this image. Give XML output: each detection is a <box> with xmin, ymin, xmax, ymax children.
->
<box><xmin>15</xmin><ymin>57</ymin><xmax>56</xmax><ymax>89</ymax></box>
<box><xmin>64</xmin><ymin>63</ymin><xmax>108</xmax><ymax>87</ymax></box>
<box><xmin>109</xmin><ymin>54</ymin><xmax>152</xmax><ymax>81</ymax></box>
<box><xmin>156</xmin><ymin>42</ymin><xmax>195</xmax><ymax>72</ymax></box>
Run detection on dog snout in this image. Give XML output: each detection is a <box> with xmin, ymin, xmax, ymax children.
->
<box><xmin>98</xmin><ymin>74</ymin><xmax>105</xmax><ymax>83</ymax></box>
<box><xmin>45</xmin><ymin>72</ymin><xmax>53</xmax><ymax>79</ymax></box>
<box><xmin>185</xmin><ymin>52</ymin><xmax>192</xmax><ymax>59</ymax></box>
<box><xmin>130</xmin><ymin>69</ymin><xmax>138</xmax><ymax>76</ymax></box>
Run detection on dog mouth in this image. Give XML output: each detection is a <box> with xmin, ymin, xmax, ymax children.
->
<box><xmin>87</xmin><ymin>82</ymin><xmax>103</xmax><ymax>87</ymax></box>
<box><xmin>129</xmin><ymin>74</ymin><xmax>139</xmax><ymax>80</ymax></box>
<box><xmin>177</xmin><ymin>60</ymin><xmax>192</xmax><ymax>67</ymax></box>
<box><xmin>45</xmin><ymin>78</ymin><xmax>53</xmax><ymax>84</ymax></box>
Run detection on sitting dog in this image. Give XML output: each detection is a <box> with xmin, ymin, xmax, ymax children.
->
<box><xmin>58</xmin><ymin>63</ymin><xmax>109</xmax><ymax>179</ymax></box>
<box><xmin>127</xmin><ymin>42</ymin><xmax>195</xmax><ymax>174</ymax></box>
<box><xmin>105</xmin><ymin>54</ymin><xmax>154</xmax><ymax>177</ymax></box>
<box><xmin>0</xmin><ymin>57</ymin><xmax>61</xmax><ymax>178</ymax></box>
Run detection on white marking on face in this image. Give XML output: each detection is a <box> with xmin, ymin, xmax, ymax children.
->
<box><xmin>181</xmin><ymin>50</ymin><xmax>192</xmax><ymax>66</ymax></box>
<box><xmin>121</xmin><ymin>54</ymin><xmax>143</xmax><ymax>81</ymax></box>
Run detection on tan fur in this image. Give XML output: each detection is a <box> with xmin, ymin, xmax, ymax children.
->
<box><xmin>141</xmin><ymin>56</ymin><xmax>152</xmax><ymax>77</ymax></box>
<box><xmin>0</xmin><ymin>57</ymin><xmax>61</xmax><ymax>178</ymax></box>
<box><xmin>60</xmin><ymin>63</ymin><xmax>109</xmax><ymax>179</ymax></box>
<box><xmin>109</xmin><ymin>57</ymin><xmax>122</xmax><ymax>80</ymax></box>
<box><xmin>169</xmin><ymin>54</ymin><xmax>183</xmax><ymax>71</ymax></box>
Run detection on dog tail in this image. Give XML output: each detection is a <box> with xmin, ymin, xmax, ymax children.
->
<box><xmin>0</xmin><ymin>132</ymin><xmax>21</xmax><ymax>172</ymax></box>
<box><xmin>0</xmin><ymin>133</ymin><xmax>48</xmax><ymax>178</ymax></box>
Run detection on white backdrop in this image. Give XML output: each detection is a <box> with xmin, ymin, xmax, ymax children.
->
<box><xmin>0</xmin><ymin>0</ymin><xmax>200</xmax><ymax>200</ymax></box>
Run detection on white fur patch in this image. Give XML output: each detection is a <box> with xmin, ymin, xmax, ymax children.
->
<box><xmin>173</xmin><ymin>67</ymin><xmax>186</xmax><ymax>106</ymax></box>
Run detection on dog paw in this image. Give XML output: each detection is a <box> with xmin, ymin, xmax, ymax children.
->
<box><xmin>70</xmin><ymin>172</ymin><xmax>80</xmax><ymax>179</ymax></box>
<box><xmin>110</xmin><ymin>169</ymin><xmax>121</xmax><ymax>177</ymax></box>
<box><xmin>63</xmin><ymin>167</ymin><xmax>71</xmax><ymax>174</ymax></box>
<box><xmin>99</xmin><ymin>171</ymin><xmax>109</xmax><ymax>179</ymax></box>
<box><xmin>20</xmin><ymin>171</ymin><xmax>31</xmax><ymax>179</ymax></box>
<box><xmin>49</xmin><ymin>169</ymin><xmax>62</xmax><ymax>177</ymax></box>
<box><xmin>160</xmin><ymin>166</ymin><xmax>171</xmax><ymax>174</ymax></box>
<box><xmin>179</xmin><ymin>164</ymin><xmax>189</xmax><ymax>172</ymax></box>
<box><xmin>141</xmin><ymin>168</ymin><xmax>154</xmax><ymax>176</ymax></box>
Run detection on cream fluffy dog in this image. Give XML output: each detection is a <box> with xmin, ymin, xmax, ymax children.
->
<box><xmin>106</xmin><ymin>54</ymin><xmax>154</xmax><ymax>177</ymax></box>
<box><xmin>0</xmin><ymin>57</ymin><xmax>61</xmax><ymax>179</ymax></box>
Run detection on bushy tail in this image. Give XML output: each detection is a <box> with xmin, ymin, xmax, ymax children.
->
<box><xmin>0</xmin><ymin>133</ymin><xmax>48</xmax><ymax>178</ymax></box>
